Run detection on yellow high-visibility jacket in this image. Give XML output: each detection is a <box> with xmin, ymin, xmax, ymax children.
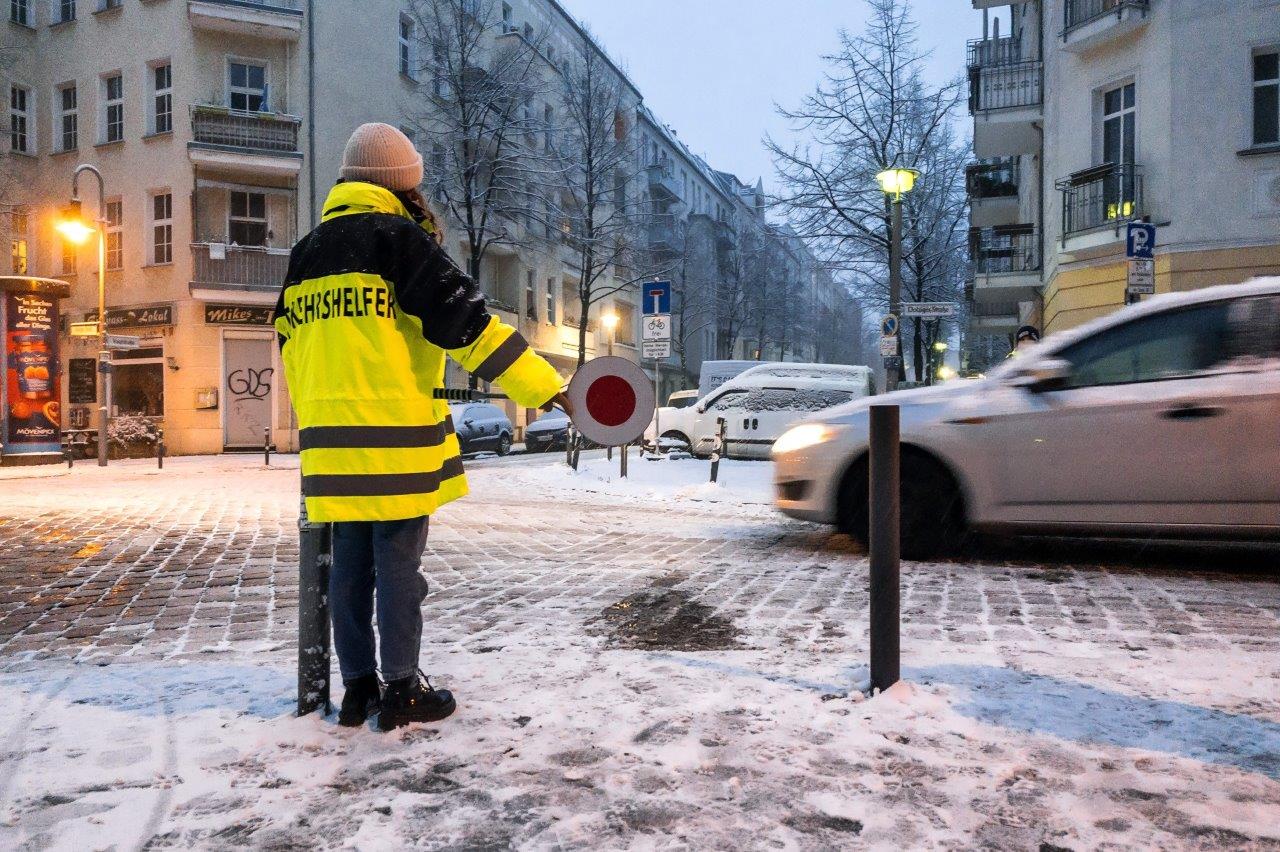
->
<box><xmin>274</xmin><ymin>181</ymin><xmax>561</xmax><ymax>522</ymax></box>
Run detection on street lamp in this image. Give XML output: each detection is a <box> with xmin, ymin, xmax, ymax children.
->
<box><xmin>56</xmin><ymin>164</ymin><xmax>110</xmax><ymax>467</ymax></box>
<box><xmin>875</xmin><ymin>166</ymin><xmax>920</xmax><ymax>392</ymax></box>
<box><xmin>601</xmin><ymin>309</ymin><xmax>619</xmax><ymax>357</ymax></box>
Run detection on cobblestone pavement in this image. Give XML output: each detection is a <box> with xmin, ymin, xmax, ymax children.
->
<box><xmin>0</xmin><ymin>456</ymin><xmax>1278</xmax><ymax>849</ymax></box>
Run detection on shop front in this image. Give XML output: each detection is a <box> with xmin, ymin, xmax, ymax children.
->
<box><xmin>1</xmin><ymin>276</ymin><xmax>71</xmax><ymax>466</ymax></box>
<box><xmin>204</xmin><ymin>304</ymin><xmax>279</xmax><ymax>450</ymax></box>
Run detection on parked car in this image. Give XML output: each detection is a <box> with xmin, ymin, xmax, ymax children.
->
<box><xmin>523</xmin><ymin>407</ymin><xmax>572</xmax><ymax>452</ymax></box>
<box><xmin>645</xmin><ymin>389</ymin><xmax>699</xmax><ymax>448</ymax></box>
<box><xmin>448</xmin><ymin>402</ymin><xmax>514</xmax><ymax>456</ymax></box>
<box><xmin>772</xmin><ymin>280</ymin><xmax>1280</xmax><ymax>558</ymax></box>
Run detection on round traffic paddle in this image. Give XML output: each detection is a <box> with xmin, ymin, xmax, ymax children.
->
<box><xmin>565</xmin><ymin>356</ymin><xmax>656</xmax><ymax>448</ymax></box>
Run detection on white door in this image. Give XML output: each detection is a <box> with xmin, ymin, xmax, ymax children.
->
<box><xmin>984</xmin><ymin>299</ymin><xmax>1246</xmax><ymax>529</ymax></box>
<box><xmin>223</xmin><ymin>335</ymin><xmax>274</xmax><ymax>449</ymax></box>
<box><xmin>693</xmin><ymin>388</ymin><xmax>750</xmax><ymax>457</ymax></box>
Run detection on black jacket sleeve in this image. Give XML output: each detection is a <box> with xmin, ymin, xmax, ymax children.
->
<box><xmin>386</xmin><ymin>221</ymin><xmax>492</xmax><ymax>350</ymax></box>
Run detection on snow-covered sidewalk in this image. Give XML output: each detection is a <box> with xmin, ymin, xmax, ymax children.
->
<box><xmin>0</xmin><ymin>454</ymin><xmax>1277</xmax><ymax>850</ymax></box>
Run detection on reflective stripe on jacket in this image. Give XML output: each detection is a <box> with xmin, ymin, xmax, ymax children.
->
<box><xmin>274</xmin><ymin>181</ymin><xmax>562</xmax><ymax>522</ymax></box>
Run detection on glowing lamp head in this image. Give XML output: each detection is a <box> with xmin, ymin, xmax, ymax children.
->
<box><xmin>56</xmin><ymin>201</ymin><xmax>95</xmax><ymax>245</ymax></box>
<box><xmin>875</xmin><ymin>167</ymin><xmax>920</xmax><ymax>200</ymax></box>
<box><xmin>933</xmin><ymin>341</ymin><xmax>949</xmax><ymax>353</ymax></box>
<box><xmin>601</xmin><ymin>311</ymin><xmax>620</xmax><ymax>331</ymax></box>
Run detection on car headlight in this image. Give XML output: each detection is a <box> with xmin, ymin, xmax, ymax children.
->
<box><xmin>773</xmin><ymin>423</ymin><xmax>841</xmax><ymax>456</ymax></box>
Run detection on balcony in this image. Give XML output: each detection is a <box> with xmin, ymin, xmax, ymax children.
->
<box><xmin>967</xmin><ymin>159</ymin><xmax>1021</xmax><ymax>228</ymax></box>
<box><xmin>967</xmin><ymin>36</ymin><xmax>1022</xmax><ymax>69</ymax></box>
<box><xmin>1057</xmin><ymin>163</ymin><xmax>1145</xmax><ymax>239</ymax></box>
<box><xmin>969</xmin><ymin>226</ymin><xmax>1042</xmax><ymax>303</ymax></box>
<box><xmin>969</xmin><ymin>57</ymin><xmax>1042</xmax><ymax>158</ymax></box>
<box><xmin>188</xmin><ymin>106</ymin><xmax>303</xmax><ymax>176</ymax></box>
<box><xmin>1062</xmin><ymin>0</ymin><xmax>1150</xmax><ymax>53</ymax></box>
<box><xmin>967</xmin><ymin>300</ymin><xmax>1021</xmax><ymax>337</ymax></box>
<box><xmin>646</xmin><ymin>162</ymin><xmax>682</xmax><ymax>201</ymax></box>
<box><xmin>647</xmin><ymin>218</ymin><xmax>682</xmax><ymax>254</ymax></box>
<box><xmin>188</xmin><ymin>0</ymin><xmax>303</xmax><ymax>42</ymax></box>
<box><xmin>190</xmin><ymin>243</ymin><xmax>291</xmax><ymax>303</ymax></box>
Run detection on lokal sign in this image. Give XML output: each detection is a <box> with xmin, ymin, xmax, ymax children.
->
<box><xmin>85</xmin><ymin>303</ymin><xmax>173</xmax><ymax>330</ymax></box>
<box><xmin>566</xmin><ymin>356</ymin><xmax>656</xmax><ymax>447</ymax></box>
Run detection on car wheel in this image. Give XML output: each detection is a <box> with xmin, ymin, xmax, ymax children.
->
<box><xmin>497</xmin><ymin>432</ymin><xmax>512</xmax><ymax>456</ymax></box>
<box><xmin>660</xmin><ymin>431</ymin><xmax>691</xmax><ymax>454</ymax></box>
<box><xmin>837</xmin><ymin>449</ymin><xmax>967</xmax><ymax>560</ymax></box>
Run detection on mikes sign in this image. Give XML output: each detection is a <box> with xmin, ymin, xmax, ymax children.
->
<box><xmin>204</xmin><ymin>304</ymin><xmax>274</xmax><ymax>326</ymax></box>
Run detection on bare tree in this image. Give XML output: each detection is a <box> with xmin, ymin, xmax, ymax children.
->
<box><xmin>767</xmin><ymin>0</ymin><xmax>966</xmax><ymax>378</ymax></box>
<box><xmin>406</xmin><ymin>0</ymin><xmax>551</xmax><ymax>292</ymax></box>
<box><xmin>555</xmin><ymin>33</ymin><xmax>645</xmax><ymax>367</ymax></box>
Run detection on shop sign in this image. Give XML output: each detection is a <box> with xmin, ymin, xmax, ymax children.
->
<box><xmin>5</xmin><ymin>292</ymin><xmax>61</xmax><ymax>452</ymax></box>
<box><xmin>204</xmin><ymin>304</ymin><xmax>275</xmax><ymax>326</ymax></box>
<box><xmin>69</xmin><ymin>358</ymin><xmax>97</xmax><ymax>405</ymax></box>
<box><xmin>85</xmin><ymin>303</ymin><xmax>173</xmax><ymax>330</ymax></box>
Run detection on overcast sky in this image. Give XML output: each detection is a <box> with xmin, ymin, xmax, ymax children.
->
<box><xmin>556</xmin><ymin>1</ymin><xmax>1000</xmax><ymax>192</ymax></box>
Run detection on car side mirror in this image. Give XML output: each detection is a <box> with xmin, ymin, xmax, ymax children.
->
<box><xmin>1009</xmin><ymin>358</ymin><xmax>1072</xmax><ymax>393</ymax></box>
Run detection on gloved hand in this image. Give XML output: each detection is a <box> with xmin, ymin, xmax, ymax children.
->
<box><xmin>544</xmin><ymin>392</ymin><xmax>574</xmax><ymax>418</ymax></box>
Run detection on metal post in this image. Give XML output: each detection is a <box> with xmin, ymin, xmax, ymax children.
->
<box><xmin>297</xmin><ymin>494</ymin><xmax>331</xmax><ymax>717</ymax></box>
<box><xmin>887</xmin><ymin>198</ymin><xmax>903</xmax><ymax>393</ymax></box>
<box><xmin>869</xmin><ymin>404</ymin><xmax>901</xmax><ymax>693</ymax></box>
<box><xmin>652</xmin><ymin>359</ymin><xmax>661</xmax><ymax>454</ymax></box>
<box><xmin>607</xmin><ymin>445</ymin><xmax>613</xmax><ymax>461</ymax></box>
<box><xmin>264</xmin><ymin>426</ymin><xmax>272</xmax><ymax>466</ymax></box>
<box><xmin>620</xmin><ymin>442</ymin><xmax>628</xmax><ymax>478</ymax></box>
<box><xmin>710</xmin><ymin>416</ymin><xmax>726</xmax><ymax>483</ymax></box>
<box><xmin>156</xmin><ymin>427</ymin><xmax>165</xmax><ymax>469</ymax></box>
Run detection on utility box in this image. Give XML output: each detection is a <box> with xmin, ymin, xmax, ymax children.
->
<box><xmin>195</xmin><ymin>387</ymin><xmax>219</xmax><ymax>410</ymax></box>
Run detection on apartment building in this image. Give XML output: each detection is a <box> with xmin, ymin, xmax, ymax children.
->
<box><xmin>965</xmin><ymin>0</ymin><xmax>1280</xmax><ymax>349</ymax></box>
<box><xmin>2</xmin><ymin>0</ymin><xmax>861</xmax><ymax>458</ymax></box>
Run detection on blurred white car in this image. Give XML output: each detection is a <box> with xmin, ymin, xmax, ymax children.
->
<box><xmin>773</xmin><ymin>280</ymin><xmax>1280</xmax><ymax>558</ymax></box>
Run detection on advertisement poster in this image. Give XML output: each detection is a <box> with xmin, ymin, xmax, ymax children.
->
<box><xmin>5</xmin><ymin>292</ymin><xmax>61</xmax><ymax>453</ymax></box>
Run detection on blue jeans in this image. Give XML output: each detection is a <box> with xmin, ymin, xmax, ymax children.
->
<box><xmin>329</xmin><ymin>516</ymin><xmax>430</xmax><ymax>683</ymax></box>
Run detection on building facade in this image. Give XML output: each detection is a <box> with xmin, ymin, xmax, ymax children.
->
<box><xmin>3</xmin><ymin>0</ymin><xmax>864</xmax><ymax>458</ymax></box>
<box><xmin>966</xmin><ymin>0</ymin><xmax>1280</xmax><ymax>351</ymax></box>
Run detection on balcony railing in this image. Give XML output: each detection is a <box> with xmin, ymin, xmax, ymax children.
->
<box><xmin>191</xmin><ymin>243</ymin><xmax>291</xmax><ymax>289</ymax></box>
<box><xmin>1057</xmin><ymin>163</ymin><xmax>1145</xmax><ymax>236</ymax></box>
<box><xmin>646</xmin><ymin>161</ymin><xmax>682</xmax><ymax>199</ymax></box>
<box><xmin>967</xmin><ymin>36</ymin><xmax>1023</xmax><ymax>68</ymax></box>
<box><xmin>647</xmin><ymin>218</ymin><xmax>681</xmax><ymax>252</ymax></box>
<box><xmin>190</xmin><ymin>105</ymin><xmax>301</xmax><ymax>154</ymax></box>
<box><xmin>1064</xmin><ymin>0</ymin><xmax>1148</xmax><ymax>34</ymax></box>
<box><xmin>194</xmin><ymin>0</ymin><xmax>304</xmax><ymax>13</ymax></box>
<box><xmin>966</xmin><ymin>159</ymin><xmax>1020</xmax><ymax>200</ymax></box>
<box><xmin>969</xmin><ymin>60</ymin><xmax>1043</xmax><ymax>113</ymax></box>
<box><xmin>969</xmin><ymin>300</ymin><xmax>1021</xmax><ymax>319</ymax></box>
<box><xmin>969</xmin><ymin>227</ymin><xmax>1041</xmax><ymax>275</ymax></box>
<box><xmin>562</xmin><ymin>315</ymin><xmax>597</xmax><ymax>333</ymax></box>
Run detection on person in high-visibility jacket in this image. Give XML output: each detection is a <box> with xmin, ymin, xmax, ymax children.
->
<box><xmin>275</xmin><ymin>123</ymin><xmax>570</xmax><ymax>731</ymax></box>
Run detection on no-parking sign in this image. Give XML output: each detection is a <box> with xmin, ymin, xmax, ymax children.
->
<box><xmin>566</xmin><ymin>356</ymin><xmax>656</xmax><ymax>447</ymax></box>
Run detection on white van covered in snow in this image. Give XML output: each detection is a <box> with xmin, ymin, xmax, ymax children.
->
<box><xmin>682</xmin><ymin>364</ymin><xmax>876</xmax><ymax>459</ymax></box>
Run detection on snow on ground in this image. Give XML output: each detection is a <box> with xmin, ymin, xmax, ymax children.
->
<box><xmin>490</xmin><ymin>455</ymin><xmax>775</xmax><ymax>510</ymax></box>
<box><xmin>0</xmin><ymin>454</ymin><xmax>1277</xmax><ymax>849</ymax></box>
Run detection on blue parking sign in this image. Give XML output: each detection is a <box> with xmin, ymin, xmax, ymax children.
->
<box><xmin>1127</xmin><ymin>222</ymin><xmax>1156</xmax><ymax>260</ymax></box>
<box><xmin>643</xmin><ymin>281</ymin><xmax>671</xmax><ymax>315</ymax></box>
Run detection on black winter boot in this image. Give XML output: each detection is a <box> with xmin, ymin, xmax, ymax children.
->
<box><xmin>337</xmin><ymin>675</ymin><xmax>382</xmax><ymax>727</ymax></box>
<box><xmin>377</xmin><ymin>673</ymin><xmax>456</xmax><ymax>731</ymax></box>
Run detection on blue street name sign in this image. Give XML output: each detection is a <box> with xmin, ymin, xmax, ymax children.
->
<box><xmin>643</xmin><ymin>281</ymin><xmax>672</xmax><ymax>316</ymax></box>
<box><xmin>1127</xmin><ymin>222</ymin><xmax>1156</xmax><ymax>260</ymax></box>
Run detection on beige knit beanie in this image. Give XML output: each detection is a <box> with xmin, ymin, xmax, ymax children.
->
<box><xmin>339</xmin><ymin>123</ymin><xmax>424</xmax><ymax>191</ymax></box>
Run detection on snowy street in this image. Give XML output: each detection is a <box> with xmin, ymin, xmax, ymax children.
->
<box><xmin>0</xmin><ymin>455</ymin><xmax>1277</xmax><ymax>850</ymax></box>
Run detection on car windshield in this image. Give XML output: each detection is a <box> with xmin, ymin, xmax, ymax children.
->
<box><xmin>534</xmin><ymin>408</ymin><xmax>569</xmax><ymax>423</ymax></box>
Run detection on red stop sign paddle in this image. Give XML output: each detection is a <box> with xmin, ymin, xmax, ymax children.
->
<box><xmin>567</xmin><ymin>356</ymin><xmax>656</xmax><ymax>447</ymax></box>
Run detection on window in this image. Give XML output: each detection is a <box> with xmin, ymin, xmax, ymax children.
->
<box><xmin>399</xmin><ymin>14</ymin><xmax>416</xmax><ymax>79</ymax></box>
<box><xmin>544</xmin><ymin>104</ymin><xmax>554</xmax><ymax>151</ymax></box>
<box><xmin>614</xmin><ymin>172</ymin><xmax>626</xmax><ymax>208</ymax></box>
<box><xmin>151</xmin><ymin>63</ymin><xmax>172</xmax><ymax>134</ymax></box>
<box><xmin>57</xmin><ymin>84</ymin><xmax>77</xmax><ymax>151</ymax></box>
<box><xmin>112</xmin><ymin>347</ymin><xmax>164</xmax><ymax>417</ymax></box>
<box><xmin>102</xmin><ymin>73</ymin><xmax>123</xmax><ymax>143</ymax></box>
<box><xmin>707</xmin><ymin>389</ymin><xmax>749</xmax><ymax>412</ymax></box>
<box><xmin>431</xmin><ymin>41</ymin><xmax>447</xmax><ymax>98</ymax></box>
<box><xmin>9</xmin><ymin>208</ymin><xmax>28</xmax><ymax>274</ymax></box>
<box><xmin>105</xmin><ymin>199</ymin><xmax>122</xmax><ymax>270</ymax></box>
<box><xmin>229</xmin><ymin>191</ymin><xmax>267</xmax><ymax>246</ymax></box>
<box><xmin>1254</xmin><ymin>51</ymin><xmax>1279</xmax><ymax>146</ymax></box>
<box><xmin>545</xmin><ymin>277</ymin><xmax>556</xmax><ymax>324</ymax></box>
<box><xmin>61</xmin><ymin>237</ymin><xmax>76</xmax><ymax>276</ymax></box>
<box><xmin>525</xmin><ymin>270</ymin><xmax>537</xmax><ymax>319</ymax></box>
<box><xmin>228</xmin><ymin>61</ymin><xmax>266</xmax><ymax>112</ymax></box>
<box><xmin>97</xmin><ymin>0</ymin><xmax>121</xmax><ymax>10</ymax></box>
<box><xmin>150</xmin><ymin>192</ymin><xmax>173</xmax><ymax>265</ymax></box>
<box><xmin>523</xmin><ymin>22</ymin><xmax>533</xmax><ymax>41</ymax></box>
<box><xmin>501</xmin><ymin>2</ymin><xmax>512</xmax><ymax>32</ymax></box>
<box><xmin>615</xmin><ymin>303</ymin><xmax>635</xmax><ymax>346</ymax></box>
<box><xmin>58</xmin><ymin>0</ymin><xmax>75</xmax><ymax>23</ymax></box>
<box><xmin>1058</xmin><ymin>301</ymin><xmax>1235</xmax><ymax>389</ymax></box>
<box><xmin>9</xmin><ymin>85</ymin><xmax>30</xmax><ymax>154</ymax></box>
<box><xmin>1101</xmin><ymin>82</ymin><xmax>1136</xmax><ymax>166</ymax></box>
<box><xmin>10</xmin><ymin>0</ymin><xmax>29</xmax><ymax>27</ymax></box>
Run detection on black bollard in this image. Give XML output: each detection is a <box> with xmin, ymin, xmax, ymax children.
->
<box><xmin>156</xmin><ymin>428</ymin><xmax>165</xmax><ymax>469</ymax></box>
<box><xmin>710</xmin><ymin>417</ymin><xmax>726</xmax><ymax>483</ymax></box>
<box><xmin>297</xmin><ymin>495</ymin><xmax>332</xmax><ymax>717</ymax></box>
<box><xmin>264</xmin><ymin>426</ymin><xmax>272</xmax><ymax>466</ymax></box>
<box><xmin>620</xmin><ymin>442</ymin><xmax>628</xmax><ymax>478</ymax></box>
<box><xmin>868</xmin><ymin>404</ymin><xmax>901</xmax><ymax>693</ymax></box>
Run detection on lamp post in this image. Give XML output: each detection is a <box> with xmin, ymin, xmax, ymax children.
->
<box><xmin>601</xmin><ymin>309</ymin><xmax>619</xmax><ymax>357</ymax></box>
<box><xmin>875</xmin><ymin>167</ymin><xmax>920</xmax><ymax>393</ymax></box>
<box><xmin>56</xmin><ymin>164</ymin><xmax>109</xmax><ymax>467</ymax></box>
<box><xmin>931</xmin><ymin>340</ymin><xmax>948</xmax><ymax>386</ymax></box>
